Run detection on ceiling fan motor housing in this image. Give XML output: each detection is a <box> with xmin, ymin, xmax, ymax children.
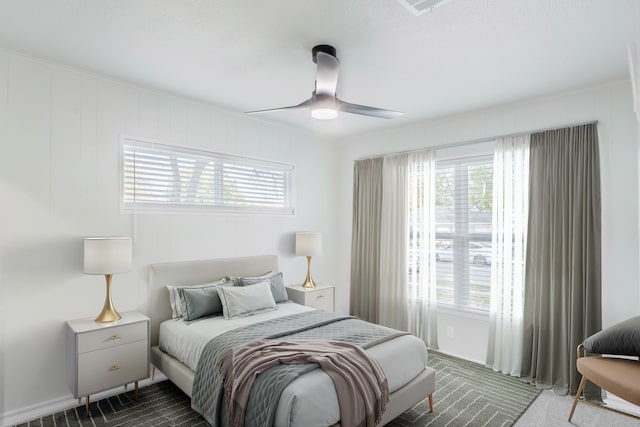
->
<box><xmin>312</xmin><ymin>45</ymin><xmax>337</xmax><ymax>63</ymax></box>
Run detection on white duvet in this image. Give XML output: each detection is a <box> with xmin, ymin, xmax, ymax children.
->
<box><xmin>159</xmin><ymin>302</ymin><xmax>428</xmax><ymax>427</ymax></box>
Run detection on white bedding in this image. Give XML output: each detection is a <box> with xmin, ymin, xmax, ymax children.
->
<box><xmin>159</xmin><ymin>302</ymin><xmax>315</xmax><ymax>371</ymax></box>
<box><xmin>159</xmin><ymin>302</ymin><xmax>428</xmax><ymax>427</ymax></box>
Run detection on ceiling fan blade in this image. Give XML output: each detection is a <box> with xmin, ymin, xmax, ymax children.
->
<box><xmin>245</xmin><ymin>99</ymin><xmax>311</xmax><ymax>115</ymax></box>
<box><xmin>337</xmin><ymin>99</ymin><xmax>405</xmax><ymax>119</ymax></box>
<box><xmin>315</xmin><ymin>51</ymin><xmax>340</xmax><ymax>96</ymax></box>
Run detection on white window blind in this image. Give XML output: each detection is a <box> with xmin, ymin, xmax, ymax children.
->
<box><xmin>434</xmin><ymin>155</ymin><xmax>493</xmax><ymax>311</ymax></box>
<box><xmin>121</xmin><ymin>137</ymin><xmax>295</xmax><ymax>214</ymax></box>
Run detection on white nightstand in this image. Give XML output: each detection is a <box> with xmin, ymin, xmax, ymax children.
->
<box><xmin>286</xmin><ymin>284</ymin><xmax>335</xmax><ymax>311</ymax></box>
<box><xmin>66</xmin><ymin>311</ymin><xmax>149</xmax><ymax>416</ymax></box>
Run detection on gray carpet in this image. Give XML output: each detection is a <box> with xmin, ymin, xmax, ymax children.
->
<box><xmin>515</xmin><ymin>389</ymin><xmax>640</xmax><ymax>427</ymax></box>
<box><xmin>14</xmin><ymin>352</ymin><xmax>540</xmax><ymax>427</ymax></box>
<box><xmin>14</xmin><ymin>381</ymin><xmax>208</xmax><ymax>427</ymax></box>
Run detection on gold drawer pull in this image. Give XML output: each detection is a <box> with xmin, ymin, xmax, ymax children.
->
<box><xmin>316</xmin><ymin>295</ymin><xmax>325</xmax><ymax>299</ymax></box>
<box><xmin>110</xmin><ymin>335</ymin><xmax>121</xmax><ymax>340</ymax></box>
<box><xmin>110</xmin><ymin>365</ymin><xmax>121</xmax><ymax>371</ymax></box>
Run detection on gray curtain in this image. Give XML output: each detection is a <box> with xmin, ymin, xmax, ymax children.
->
<box><xmin>350</xmin><ymin>158</ymin><xmax>384</xmax><ymax>323</ymax></box>
<box><xmin>521</xmin><ymin>123</ymin><xmax>601</xmax><ymax>397</ymax></box>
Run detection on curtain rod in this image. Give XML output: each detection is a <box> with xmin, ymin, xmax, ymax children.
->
<box><xmin>355</xmin><ymin>120</ymin><xmax>599</xmax><ymax>161</ymax></box>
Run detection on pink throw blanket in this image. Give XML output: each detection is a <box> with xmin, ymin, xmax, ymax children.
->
<box><xmin>218</xmin><ymin>339</ymin><xmax>389</xmax><ymax>427</ymax></box>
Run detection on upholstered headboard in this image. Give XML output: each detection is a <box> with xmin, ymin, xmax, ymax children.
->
<box><xmin>148</xmin><ymin>254</ymin><xmax>279</xmax><ymax>347</ymax></box>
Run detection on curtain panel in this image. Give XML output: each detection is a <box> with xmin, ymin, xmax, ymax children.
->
<box><xmin>379</xmin><ymin>154</ymin><xmax>409</xmax><ymax>331</ymax></box>
<box><xmin>486</xmin><ymin>134</ymin><xmax>530</xmax><ymax>376</ymax></box>
<box><xmin>521</xmin><ymin>123</ymin><xmax>602</xmax><ymax>397</ymax></box>
<box><xmin>407</xmin><ymin>150</ymin><xmax>438</xmax><ymax>348</ymax></box>
<box><xmin>350</xmin><ymin>157</ymin><xmax>384</xmax><ymax>323</ymax></box>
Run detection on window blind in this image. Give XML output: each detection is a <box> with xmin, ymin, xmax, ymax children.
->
<box><xmin>434</xmin><ymin>155</ymin><xmax>493</xmax><ymax>311</ymax></box>
<box><xmin>121</xmin><ymin>138</ymin><xmax>295</xmax><ymax>214</ymax></box>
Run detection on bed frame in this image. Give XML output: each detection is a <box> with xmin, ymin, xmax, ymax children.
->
<box><xmin>148</xmin><ymin>255</ymin><xmax>435</xmax><ymax>426</ymax></box>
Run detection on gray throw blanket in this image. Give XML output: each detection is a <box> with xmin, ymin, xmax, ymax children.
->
<box><xmin>219</xmin><ymin>339</ymin><xmax>389</xmax><ymax>427</ymax></box>
<box><xmin>191</xmin><ymin>309</ymin><xmax>407</xmax><ymax>427</ymax></box>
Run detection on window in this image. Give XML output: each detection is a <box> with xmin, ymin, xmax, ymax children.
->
<box><xmin>121</xmin><ymin>137</ymin><xmax>295</xmax><ymax>214</ymax></box>
<box><xmin>435</xmin><ymin>155</ymin><xmax>493</xmax><ymax>311</ymax></box>
<box><xmin>407</xmin><ymin>152</ymin><xmax>494</xmax><ymax>312</ymax></box>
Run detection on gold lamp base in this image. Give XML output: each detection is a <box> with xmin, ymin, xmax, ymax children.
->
<box><xmin>96</xmin><ymin>274</ymin><xmax>122</xmax><ymax>323</ymax></box>
<box><xmin>301</xmin><ymin>256</ymin><xmax>316</xmax><ymax>289</ymax></box>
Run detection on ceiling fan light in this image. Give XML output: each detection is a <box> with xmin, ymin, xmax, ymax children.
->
<box><xmin>311</xmin><ymin>107</ymin><xmax>338</xmax><ymax>120</ymax></box>
<box><xmin>311</xmin><ymin>93</ymin><xmax>338</xmax><ymax>120</ymax></box>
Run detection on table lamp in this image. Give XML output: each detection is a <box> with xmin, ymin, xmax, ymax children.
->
<box><xmin>84</xmin><ymin>237</ymin><xmax>132</xmax><ymax>323</ymax></box>
<box><xmin>295</xmin><ymin>231</ymin><xmax>322</xmax><ymax>288</ymax></box>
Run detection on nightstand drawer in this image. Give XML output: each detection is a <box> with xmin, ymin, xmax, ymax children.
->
<box><xmin>77</xmin><ymin>321</ymin><xmax>147</xmax><ymax>353</ymax></box>
<box><xmin>77</xmin><ymin>340</ymin><xmax>148</xmax><ymax>396</ymax></box>
<box><xmin>307</xmin><ymin>289</ymin><xmax>334</xmax><ymax>311</ymax></box>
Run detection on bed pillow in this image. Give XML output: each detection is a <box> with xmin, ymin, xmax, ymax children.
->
<box><xmin>583</xmin><ymin>315</ymin><xmax>640</xmax><ymax>356</ymax></box>
<box><xmin>229</xmin><ymin>270</ymin><xmax>275</xmax><ymax>286</ymax></box>
<box><xmin>167</xmin><ymin>278</ymin><xmax>227</xmax><ymax>318</ymax></box>
<box><xmin>177</xmin><ymin>280</ymin><xmax>232</xmax><ymax>322</ymax></box>
<box><xmin>239</xmin><ymin>272</ymin><xmax>288</xmax><ymax>303</ymax></box>
<box><xmin>217</xmin><ymin>280</ymin><xmax>277</xmax><ymax>319</ymax></box>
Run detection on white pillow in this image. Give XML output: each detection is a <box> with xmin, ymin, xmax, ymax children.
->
<box><xmin>167</xmin><ymin>278</ymin><xmax>226</xmax><ymax>318</ymax></box>
<box><xmin>217</xmin><ymin>280</ymin><xmax>277</xmax><ymax>319</ymax></box>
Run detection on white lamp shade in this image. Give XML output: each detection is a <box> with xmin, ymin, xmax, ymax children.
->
<box><xmin>295</xmin><ymin>232</ymin><xmax>322</xmax><ymax>256</ymax></box>
<box><xmin>84</xmin><ymin>237</ymin><xmax>132</xmax><ymax>274</ymax></box>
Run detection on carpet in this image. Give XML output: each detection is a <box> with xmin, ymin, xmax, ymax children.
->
<box><xmin>14</xmin><ymin>352</ymin><xmax>540</xmax><ymax>427</ymax></box>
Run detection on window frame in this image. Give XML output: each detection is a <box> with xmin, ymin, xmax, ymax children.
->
<box><xmin>120</xmin><ymin>136</ymin><xmax>296</xmax><ymax>215</ymax></box>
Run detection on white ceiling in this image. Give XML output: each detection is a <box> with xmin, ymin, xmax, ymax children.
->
<box><xmin>0</xmin><ymin>0</ymin><xmax>637</xmax><ymax>137</ymax></box>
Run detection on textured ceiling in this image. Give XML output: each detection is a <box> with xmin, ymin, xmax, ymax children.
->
<box><xmin>0</xmin><ymin>0</ymin><xmax>637</xmax><ymax>136</ymax></box>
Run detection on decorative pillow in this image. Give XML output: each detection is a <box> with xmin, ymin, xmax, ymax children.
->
<box><xmin>583</xmin><ymin>315</ymin><xmax>640</xmax><ymax>356</ymax></box>
<box><xmin>176</xmin><ymin>280</ymin><xmax>232</xmax><ymax>322</ymax></box>
<box><xmin>217</xmin><ymin>280</ymin><xmax>277</xmax><ymax>319</ymax></box>
<box><xmin>239</xmin><ymin>272</ymin><xmax>288</xmax><ymax>303</ymax></box>
<box><xmin>167</xmin><ymin>278</ymin><xmax>227</xmax><ymax>318</ymax></box>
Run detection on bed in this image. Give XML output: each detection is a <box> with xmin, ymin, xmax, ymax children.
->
<box><xmin>149</xmin><ymin>255</ymin><xmax>436</xmax><ymax>426</ymax></box>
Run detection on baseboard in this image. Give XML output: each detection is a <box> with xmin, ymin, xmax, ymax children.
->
<box><xmin>430</xmin><ymin>348</ymin><xmax>485</xmax><ymax>365</ymax></box>
<box><xmin>605</xmin><ymin>393</ymin><xmax>640</xmax><ymax>418</ymax></box>
<box><xmin>1</xmin><ymin>373</ymin><xmax>167</xmax><ymax>427</ymax></box>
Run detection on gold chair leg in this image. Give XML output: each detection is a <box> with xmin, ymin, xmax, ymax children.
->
<box><xmin>135</xmin><ymin>380</ymin><xmax>139</xmax><ymax>401</ymax></box>
<box><xmin>569</xmin><ymin>376</ymin><xmax>587</xmax><ymax>422</ymax></box>
<box><xmin>152</xmin><ymin>365</ymin><xmax>156</xmax><ymax>381</ymax></box>
<box><xmin>428</xmin><ymin>393</ymin><xmax>433</xmax><ymax>413</ymax></box>
<box><xmin>85</xmin><ymin>395</ymin><xmax>90</xmax><ymax>417</ymax></box>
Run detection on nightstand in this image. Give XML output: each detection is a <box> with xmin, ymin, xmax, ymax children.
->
<box><xmin>66</xmin><ymin>311</ymin><xmax>149</xmax><ymax>416</ymax></box>
<box><xmin>286</xmin><ymin>284</ymin><xmax>335</xmax><ymax>311</ymax></box>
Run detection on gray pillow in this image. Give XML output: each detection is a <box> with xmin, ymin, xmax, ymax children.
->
<box><xmin>178</xmin><ymin>280</ymin><xmax>232</xmax><ymax>321</ymax></box>
<box><xmin>239</xmin><ymin>272</ymin><xmax>288</xmax><ymax>303</ymax></box>
<box><xmin>168</xmin><ymin>278</ymin><xmax>227</xmax><ymax>318</ymax></box>
<box><xmin>583</xmin><ymin>315</ymin><xmax>640</xmax><ymax>356</ymax></box>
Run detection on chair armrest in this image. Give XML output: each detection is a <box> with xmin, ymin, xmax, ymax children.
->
<box><xmin>576</xmin><ymin>343</ymin><xmax>585</xmax><ymax>360</ymax></box>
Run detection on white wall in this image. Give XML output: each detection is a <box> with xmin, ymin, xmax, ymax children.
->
<box><xmin>0</xmin><ymin>50</ymin><xmax>339</xmax><ymax>422</ymax></box>
<box><xmin>337</xmin><ymin>79</ymin><xmax>640</xmax><ymax>363</ymax></box>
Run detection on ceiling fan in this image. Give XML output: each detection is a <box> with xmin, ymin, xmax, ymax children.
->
<box><xmin>246</xmin><ymin>45</ymin><xmax>404</xmax><ymax>120</ymax></box>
